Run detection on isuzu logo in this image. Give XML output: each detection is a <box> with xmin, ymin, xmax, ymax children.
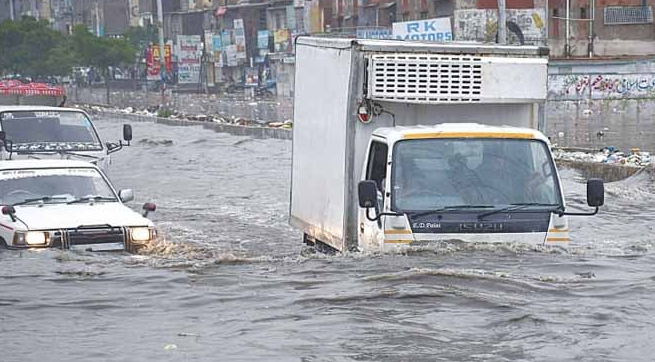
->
<box><xmin>412</xmin><ymin>222</ymin><xmax>442</xmax><ymax>229</ymax></box>
<box><xmin>459</xmin><ymin>223</ymin><xmax>504</xmax><ymax>232</ymax></box>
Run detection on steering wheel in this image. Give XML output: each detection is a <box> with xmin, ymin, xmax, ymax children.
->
<box><xmin>4</xmin><ymin>190</ymin><xmax>37</xmax><ymax>199</ymax></box>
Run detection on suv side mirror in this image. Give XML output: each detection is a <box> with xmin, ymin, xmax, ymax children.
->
<box><xmin>142</xmin><ymin>202</ymin><xmax>156</xmax><ymax>217</ymax></box>
<box><xmin>118</xmin><ymin>189</ymin><xmax>134</xmax><ymax>203</ymax></box>
<box><xmin>2</xmin><ymin>205</ymin><xmax>16</xmax><ymax>222</ymax></box>
<box><xmin>123</xmin><ymin>124</ymin><xmax>132</xmax><ymax>142</ymax></box>
<box><xmin>0</xmin><ymin>131</ymin><xmax>5</xmax><ymax>142</ymax></box>
<box><xmin>587</xmin><ymin>178</ymin><xmax>604</xmax><ymax>207</ymax></box>
<box><xmin>358</xmin><ymin>180</ymin><xmax>378</xmax><ymax>208</ymax></box>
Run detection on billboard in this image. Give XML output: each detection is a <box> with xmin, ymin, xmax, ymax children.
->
<box><xmin>146</xmin><ymin>44</ymin><xmax>172</xmax><ymax>81</ymax></box>
<box><xmin>357</xmin><ymin>28</ymin><xmax>392</xmax><ymax>39</ymax></box>
<box><xmin>234</xmin><ymin>19</ymin><xmax>247</xmax><ymax>59</ymax></box>
<box><xmin>392</xmin><ymin>17</ymin><xmax>452</xmax><ymax>42</ymax></box>
<box><xmin>176</xmin><ymin>35</ymin><xmax>202</xmax><ymax>84</ymax></box>
<box><xmin>274</xmin><ymin>29</ymin><xmax>291</xmax><ymax>53</ymax></box>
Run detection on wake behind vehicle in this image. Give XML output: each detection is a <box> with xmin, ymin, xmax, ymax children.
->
<box><xmin>290</xmin><ymin>37</ymin><xmax>605</xmax><ymax>253</ymax></box>
<box><xmin>0</xmin><ymin>106</ymin><xmax>132</xmax><ymax>172</ymax></box>
<box><xmin>0</xmin><ymin>160</ymin><xmax>157</xmax><ymax>252</ymax></box>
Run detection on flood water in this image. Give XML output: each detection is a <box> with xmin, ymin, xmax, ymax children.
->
<box><xmin>2</xmin><ymin>116</ymin><xmax>655</xmax><ymax>361</ymax></box>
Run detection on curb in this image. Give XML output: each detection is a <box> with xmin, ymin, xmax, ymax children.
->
<box><xmin>94</xmin><ymin>110</ymin><xmax>292</xmax><ymax>141</ymax></box>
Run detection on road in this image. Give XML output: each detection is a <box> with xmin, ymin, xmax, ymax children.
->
<box><xmin>2</xmin><ymin>116</ymin><xmax>655</xmax><ymax>361</ymax></box>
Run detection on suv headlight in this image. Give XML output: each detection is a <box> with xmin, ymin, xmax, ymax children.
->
<box><xmin>14</xmin><ymin>231</ymin><xmax>49</xmax><ymax>246</ymax></box>
<box><xmin>130</xmin><ymin>227</ymin><xmax>153</xmax><ymax>242</ymax></box>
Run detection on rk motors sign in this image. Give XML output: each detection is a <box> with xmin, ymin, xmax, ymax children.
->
<box><xmin>392</xmin><ymin>17</ymin><xmax>453</xmax><ymax>42</ymax></box>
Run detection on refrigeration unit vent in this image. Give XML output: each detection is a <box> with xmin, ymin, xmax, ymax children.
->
<box><xmin>368</xmin><ymin>53</ymin><xmax>484</xmax><ymax>104</ymax></box>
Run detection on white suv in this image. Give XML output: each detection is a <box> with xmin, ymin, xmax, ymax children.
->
<box><xmin>0</xmin><ymin>159</ymin><xmax>156</xmax><ymax>252</ymax></box>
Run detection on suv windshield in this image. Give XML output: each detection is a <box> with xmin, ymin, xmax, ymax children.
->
<box><xmin>391</xmin><ymin>138</ymin><xmax>561</xmax><ymax>212</ymax></box>
<box><xmin>0</xmin><ymin>110</ymin><xmax>102</xmax><ymax>151</ymax></box>
<box><xmin>0</xmin><ymin>167</ymin><xmax>116</xmax><ymax>205</ymax></box>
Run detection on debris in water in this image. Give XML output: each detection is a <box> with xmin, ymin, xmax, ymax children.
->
<box><xmin>164</xmin><ymin>344</ymin><xmax>177</xmax><ymax>350</ymax></box>
<box><xmin>575</xmin><ymin>271</ymin><xmax>596</xmax><ymax>279</ymax></box>
<box><xmin>177</xmin><ymin>333</ymin><xmax>199</xmax><ymax>337</ymax></box>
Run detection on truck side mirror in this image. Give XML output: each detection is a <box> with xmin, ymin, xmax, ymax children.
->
<box><xmin>0</xmin><ymin>131</ymin><xmax>5</xmax><ymax>142</ymax></box>
<box><xmin>587</xmin><ymin>178</ymin><xmax>604</xmax><ymax>207</ymax></box>
<box><xmin>123</xmin><ymin>124</ymin><xmax>132</xmax><ymax>142</ymax></box>
<box><xmin>118</xmin><ymin>189</ymin><xmax>134</xmax><ymax>203</ymax></box>
<box><xmin>358</xmin><ymin>180</ymin><xmax>378</xmax><ymax>208</ymax></box>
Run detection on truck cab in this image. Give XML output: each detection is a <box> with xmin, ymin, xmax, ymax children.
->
<box><xmin>356</xmin><ymin>124</ymin><xmax>603</xmax><ymax>251</ymax></box>
<box><xmin>0</xmin><ymin>106</ymin><xmax>132</xmax><ymax>173</ymax></box>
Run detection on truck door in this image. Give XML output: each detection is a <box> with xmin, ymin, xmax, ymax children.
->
<box><xmin>358</xmin><ymin>140</ymin><xmax>388</xmax><ymax>250</ymax></box>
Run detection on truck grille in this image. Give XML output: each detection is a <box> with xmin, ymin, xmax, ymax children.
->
<box><xmin>61</xmin><ymin>226</ymin><xmax>127</xmax><ymax>248</ymax></box>
<box><xmin>368</xmin><ymin>53</ymin><xmax>483</xmax><ymax>103</ymax></box>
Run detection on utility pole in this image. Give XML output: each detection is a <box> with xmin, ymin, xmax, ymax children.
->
<box><xmin>498</xmin><ymin>0</ymin><xmax>507</xmax><ymax>44</ymax></box>
<box><xmin>565</xmin><ymin>0</ymin><xmax>571</xmax><ymax>57</ymax></box>
<box><xmin>9</xmin><ymin>0</ymin><xmax>14</xmax><ymax>21</ymax></box>
<box><xmin>94</xmin><ymin>0</ymin><xmax>100</xmax><ymax>36</ymax></box>
<box><xmin>156</xmin><ymin>0</ymin><xmax>166</xmax><ymax>82</ymax></box>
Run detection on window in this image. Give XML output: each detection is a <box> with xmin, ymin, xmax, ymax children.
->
<box><xmin>366</xmin><ymin>140</ymin><xmax>389</xmax><ymax>213</ymax></box>
<box><xmin>553</xmin><ymin>8</ymin><xmax>559</xmax><ymax>17</ymax></box>
<box><xmin>275</xmin><ymin>11</ymin><xmax>286</xmax><ymax>30</ymax></box>
<box><xmin>391</xmin><ymin>139</ymin><xmax>561</xmax><ymax>211</ymax></box>
<box><xmin>580</xmin><ymin>7</ymin><xmax>587</xmax><ymax>19</ymax></box>
<box><xmin>366</xmin><ymin>141</ymin><xmax>389</xmax><ymax>193</ymax></box>
<box><xmin>402</xmin><ymin>12</ymin><xmax>410</xmax><ymax>21</ymax></box>
<box><xmin>420</xmin><ymin>11</ymin><xmax>428</xmax><ymax>19</ymax></box>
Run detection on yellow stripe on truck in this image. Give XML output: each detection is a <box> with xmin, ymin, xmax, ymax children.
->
<box><xmin>403</xmin><ymin>132</ymin><xmax>536</xmax><ymax>140</ymax></box>
<box><xmin>548</xmin><ymin>228</ymin><xmax>569</xmax><ymax>233</ymax></box>
<box><xmin>384</xmin><ymin>239</ymin><xmax>413</xmax><ymax>244</ymax></box>
<box><xmin>546</xmin><ymin>237</ymin><xmax>570</xmax><ymax>242</ymax></box>
<box><xmin>384</xmin><ymin>229</ymin><xmax>413</xmax><ymax>235</ymax></box>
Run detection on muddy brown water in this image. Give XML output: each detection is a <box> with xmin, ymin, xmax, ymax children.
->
<box><xmin>2</xmin><ymin>116</ymin><xmax>655</xmax><ymax>361</ymax></box>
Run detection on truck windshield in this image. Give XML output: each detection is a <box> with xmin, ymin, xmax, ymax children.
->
<box><xmin>391</xmin><ymin>138</ymin><xmax>561</xmax><ymax>212</ymax></box>
<box><xmin>0</xmin><ymin>111</ymin><xmax>102</xmax><ymax>152</ymax></box>
<box><xmin>0</xmin><ymin>167</ymin><xmax>116</xmax><ymax>205</ymax></box>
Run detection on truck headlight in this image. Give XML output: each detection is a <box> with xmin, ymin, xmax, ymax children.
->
<box><xmin>130</xmin><ymin>227</ymin><xmax>152</xmax><ymax>242</ymax></box>
<box><xmin>14</xmin><ymin>231</ymin><xmax>49</xmax><ymax>246</ymax></box>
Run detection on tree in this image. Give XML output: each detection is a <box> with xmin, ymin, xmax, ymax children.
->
<box><xmin>123</xmin><ymin>26</ymin><xmax>158</xmax><ymax>50</ymax></box>
<box><xmin>0</xmin><ymin>16</ymin><xmax>75</xmax><ymax>80</ymax></box>
<box><xmin>72</xmin><ymin>25</ymin><xmax>136</xmax><ymax>104</ymax></box>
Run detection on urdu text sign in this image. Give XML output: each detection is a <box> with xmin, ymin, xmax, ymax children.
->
<box><xmin>392</xmin><ymin>18</ymin><xmax>453</xmax><ymax>42</ymax></box>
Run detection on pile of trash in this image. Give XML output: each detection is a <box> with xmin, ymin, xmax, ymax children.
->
<box><xmin>81</xmin><ymin>104</ymin><xmax>293</xmax><ymax>129</ymax></box>
<box><xmin>553</xmin><ymin>147</ymin><xmax>652</xmax><ymax>167</ymax></box>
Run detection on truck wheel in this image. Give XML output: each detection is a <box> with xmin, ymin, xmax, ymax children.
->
<box><xmin>303</xmin><ymin>233</ymin><xmax>315</xmax><ymax>246</ymax></box>
<box><xmin>314</xmin><ymin>240</ymin><xmax>337</xmax><ymax>255</ymax></box>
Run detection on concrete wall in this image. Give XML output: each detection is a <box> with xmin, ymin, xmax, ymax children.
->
<box><xmin>549</xmin><ymin>0</ymin><xmax>655</xmax><ymax>57</ymax></box>
<box><xmin>96</xmin><ymin>110</ymin><xmax>292</xmax><ymax>140</ymax></box>
<box><xmin>66</xmin><ymin>85</ymin><xmax>294</xmax><ymax>123</ymax></box>
<box><xmin>546</xmin><ymin>59</ymin><xmax>655</xmax><ymax>152</ymax></box>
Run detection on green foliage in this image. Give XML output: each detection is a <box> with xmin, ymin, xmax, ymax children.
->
<box><xmin>0</xmin><ymin>16</ymin><xmax>74</xmax><ymax>78</ymax></box>
<box><xmin>157</xmin><ymin>108</ymin><xmax>173</xmax><ymax>118</ymax></box>
<box><xmin>72</xmin><ymin>25</ymin><xmax>135</xmax><ymax>76</ymax></box>
<box><xmin>0</xmin><ymin>17</ymin><xmax>136</xmax><ymax>80</ymax></box>
<box><xmin>123</xmin><ymin>26</ymin><xmax>158</xmax><ymax>49</ymax></box>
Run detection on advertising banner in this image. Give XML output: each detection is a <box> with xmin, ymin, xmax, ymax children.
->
<box><xmin>274</xmin><ymin>29</ymin><xmax>291</xmax><ymax>53</ymax></box>
<box><xmin>357</xmin><ymin>27</ymin><xmax>392</xmax><ymax>39</ymax></box>
<box><xmin>146</xmin><ymin>44</ymin><xmax>172</xmax><ymax>81</ymax></box>
<box><xmin>257</xmin><ymin>30</ymin><xmax>269</xmax><ymax>49</ymax></box>
<box><xmin>176</xmin><ymin>35</ymin><xmax>202</xmax><ymax>84</ymax></box>
<box><xmin>234</xmin><ymin>19</ymin><xmax>247</xmax><ymax>59</ymax></box>
<box><xmin>392</xmin><ymin>17</ymin><xmax>452</xmax><ymax>42</ymax></box>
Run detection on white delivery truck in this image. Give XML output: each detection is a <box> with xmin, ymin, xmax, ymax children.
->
<box><xmin>290</xmin><ymin>37</ymin><xmax>604</xmax><ymax>253</ymax></box>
